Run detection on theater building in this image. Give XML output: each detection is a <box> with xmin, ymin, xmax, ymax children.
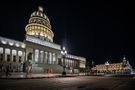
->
<box><xmin>91</xmin><ymin>57</ymin><xmax>132</xmax><ymax>74</ymax></box>
<box><xmin>0</xmin><ymin>6</ymin><xmax>86</xmax><ymax>73</ymax></box>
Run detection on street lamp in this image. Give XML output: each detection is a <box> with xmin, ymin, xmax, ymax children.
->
<box><xmin>61</xmin><ymin>46</ymin><xmax>67</xmax><ymax>75</ymax></box>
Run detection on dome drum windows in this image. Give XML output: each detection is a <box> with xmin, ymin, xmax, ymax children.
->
<box><xmin>25</xmin><ymin>6</ymin><xmax>54</xmax><ymax>42</ymax></box>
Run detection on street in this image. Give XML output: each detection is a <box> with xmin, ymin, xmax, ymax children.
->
<box><xmin>0</xmin><ymin>76</ymin><xmax>135</xmax><ymax>90</ymax></box>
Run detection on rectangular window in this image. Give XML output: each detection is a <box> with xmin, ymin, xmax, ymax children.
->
<box><xmin>13</xmin><ymin>56</ymin><xmax>16</xmax><ymax>62</ymax></box>
<box><xmin>0</xmin><ymin>54</ymin><xmax>3</xmax><ymax>61</ymax></box>
<box><xmin>7</xmin><ymin>55</ymin><xmax>10</xmax><ymax>61</ymax></box>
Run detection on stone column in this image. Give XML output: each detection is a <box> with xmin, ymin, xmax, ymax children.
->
<box><xmin>73</xmin><ymin>60</ymin><xmax>74</xmax><ymax>68</ymax></box>
<box><xmin>50</xmin><ymin>52</ymin><xmax>52</xmax><ymax>64</ymax></box>
<box><xmin>10</xmin><ymin>49</ymin><xmax>12</xmax><ymax>62</ymax></box>
<box><xmin>38</xmin><ymin>50</ymin><xmax>41</xmax><ymax>63</ymax></box>
<box><xmin>22</xmin><ymin>51</ymin><xmax>25</xmax><ymax>62</ymax></box>
<box><xmin>47</xmin><ymin>51</ymin><xmax>49</xmax><ymax>64</ymax></box>
<box><xmin>71</xmin><ymin>60</ymin><xmax>73</xmax><ymax>67</ymax></box>
<box><xmin>16</xmin><ymin>50</ymin><xmax>19</xmax><ymax>63</ymax></box>
<box><xmin>24</xmin><ymin>48</ymin><xmax>27</xmax><ymax>62</ymax></box>
<box><xmin>74</xmin><ymin>60</ymin><xmax>76</xmax><ymax>68</ymax></box>
<box><xmin>67</xmin><ymin>59</ymin><xmax>69</xmax><ymax>67</ymax></box>
<box><xmin>68</xmin><ymin>59</ymin><xmax>70</xmax><ymax>67</ymax></box>
<box><xmin>46</xmin><ymin>51</ymin><xmax>48</xmax><ymax>64</ymax></box>
<box><xmin>44</xmin><ymin>51</ymin><xmax>47</xmax><ymax>64</ymax></box>
<box><xmin>77</xmin><ymin>61</ymin><xmax>79</xmax><ymax>68</ymax></box>
<box><xmin>17</xmin><ymin>50</ymin><xmax>19</xmax><ymax>72</ymax></box>
<box><xmin>42</xmin><ymin>51</ymin><xmax>45</xmax><ymax>64</ymax></box>
<box><xmin>41</xmin><ymin>51</ymin><xmax>43</xmax><ymax>63</ymax></box>
<box><xmin>65</xmin><ymin>59</ymin><xmax>67</xmax><ymax>66</ymax></box>
<box><xmin>70</xmin><ymin>60</ymin><xmax>72</xmax><ymax>67</ymax></box>
<box><xmin>48</xmin><ymin>52</ymin><xmax>51</xmax><ymax>64</ymax></box>
<box><xmin>55</xmin><ymin>53</ymin><xmax>58</xmax><ymax>64</ymax></box>
<box><xmin>33</xmin><ymin>49</ymin><xmax>35</xmax><ymax>63</ymax></box>
<box><xmin>39</xmin><ymin>50</ymin><xmax>42</xmax><ymax>63</ymax></box>
<box><xmin>73</xmin><ymin>60</ymin><xmax>75</xmax><ymax>67</ymax></box>
<box><xmin>52</xmin><ymin>53</ymin><xmax>54</xmax><ymax>64</ymax></box>
<box><xmin>3</xmin><ymin>47</ymin><xmax>5</xmax><ymax>61</ymax></box>
<box><xmin>51</xmin><ymin>52</ymin><xmax>53</xmax><ymax>64</ymax></box>
<box><xmin>72</xmin><ymin>60</ymin><xmax>74</xmax><ymax>67</ymax></box>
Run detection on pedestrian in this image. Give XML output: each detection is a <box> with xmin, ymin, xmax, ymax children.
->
<box><xmin>5</xmin><ymin>61</ymin><xmax>10</xmax><ymax>77</ymax></box>
<box><xmin>23</xmin><ymin>62</ymin><xmax>26</xmax><ymax>72</ymax></box>
<box><xmin>0</xmin><ymin>60</ymin><xmax>3</xmax><ymax>72</ymax></box>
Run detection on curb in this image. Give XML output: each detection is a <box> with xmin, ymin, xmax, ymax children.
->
<box><xmin>0</xmin><ymin>75</ymin><xmax>78</xmax><ymax>79</ymax></box>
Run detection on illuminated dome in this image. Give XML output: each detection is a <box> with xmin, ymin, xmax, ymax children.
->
<box><xmin>25</xmin><ymin>6</ymin><xmax>54</xmax><ymax>42</ymax></box>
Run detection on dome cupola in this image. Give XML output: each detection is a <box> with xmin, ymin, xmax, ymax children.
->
<box><xmin>25</xmin><ymin>6</ymin><xmax>54</xmax><ymax>42</ymax></box>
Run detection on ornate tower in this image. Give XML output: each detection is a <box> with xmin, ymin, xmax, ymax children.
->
<box><xmin>25</xmin><ymin>6</ymin><xmax>54</xmax><ymax>42</ymax></box>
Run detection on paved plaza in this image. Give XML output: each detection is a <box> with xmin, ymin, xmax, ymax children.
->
<box><xmin>0</xmin><ymin>75</ymin><xmax>135</xmax><ymax>90</ymax></box>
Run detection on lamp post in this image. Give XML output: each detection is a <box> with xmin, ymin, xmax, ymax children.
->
<box><xmin>61</xmin><ymin>46</ymin><xmax>67</xmax><ymax>75</ymax></box>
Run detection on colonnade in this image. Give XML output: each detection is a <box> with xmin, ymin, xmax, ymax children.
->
<box><xmin>0</xmin><ymin>47</ymin><xmax>25</xmax><ymax>63</ymax></box>
<box><xmin>0</xmin><ymin>47</ymin><xmax>25</xmax><ymax>72</ymax></box>
<box><xmin>33</xmin><ymin>49</ymin><xmax>57</xmax><ymax>64</ymax></box>
<box><xmin>60</xmin><ymin>58</ymin><xmax>79</xmax><ymax>69</ymax></box>
<box><xmin>32</xmin><ymin>49</ymin><xmax>79</xmax><ymax>68</ymax></box>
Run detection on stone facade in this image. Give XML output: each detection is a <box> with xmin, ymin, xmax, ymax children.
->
<box><xmin>0</xmin><ymin>6</ymin><xmax>86</xmax><ymax>74</ymax></box>
<box><xmin>92</xmin><ymin>57</ymin><xmax>132</xmax><ymax>74</ymax></box>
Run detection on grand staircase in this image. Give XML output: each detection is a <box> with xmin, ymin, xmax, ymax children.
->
<box><xmin>32</xmin><ymin>64</ymin><xmax>71</xmax><ymax>74</ymax></box>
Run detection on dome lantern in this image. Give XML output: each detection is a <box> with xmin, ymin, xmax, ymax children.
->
<box><xmin>38</xmin><ymin>6</ymin><xmax>44</xmax><ymax>12</ymax></box>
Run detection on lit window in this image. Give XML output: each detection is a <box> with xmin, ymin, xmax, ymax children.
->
<box><xmin>0</xmin><ymin>47</ymin><xmax>3</xmax><ymax>53</ymax></box>
<box><xmin>9</xmin><ymin>42</ymin><xmax>14</xmax><ymax>46</ymax></box>
<box><xmin>35</xmin><ymin>26</ymin><xmax>37</xmax><ymax>29</ymax></box>
<box><xmin>5</xmin><ymin>48</ymin><xmax>10</xmax><ymax>54</ymax></box>
<box><xmin>15</xmin><ymin>43</ymin><xmax>20</xmax><ymax>47</ymax></box>
<box><xmin>37</xmin><ymin>12</ymin><xmax>39</xmax><ymax>15</ymax></box>
<box><xmin>12</xmin><ymin>50</ymin><xmax>17</xmax><ymax>55</ymax></box>
<box><xmin>21</xmin><ymin>44</ymin><xmax>26</xmax><ymax>48</ymax></box>
<box><xmin>41</xmin><ymin>13</ymin><xmax>43</xmax><ymax>17</ymax></box>
<box><xmin>18</xmin><ymin>51</ymin><xmax>22</xmax><ymax>56</ymax></box>
<box><xmin>1</xmin><ymin>40</ymin><xmax>7</xmax><ymax>44</ymax></box>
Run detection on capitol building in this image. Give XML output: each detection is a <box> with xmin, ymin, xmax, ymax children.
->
<box><xmin>0</xmin><ymin>6</ymin><xmax>86</xmax><ymax>74</ymax></box>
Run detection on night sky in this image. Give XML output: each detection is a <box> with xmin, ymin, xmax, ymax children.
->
<box><xmin>0</xmin><ymin>0</ymin><xmax>135</xmax><ymax>67</ymax></box>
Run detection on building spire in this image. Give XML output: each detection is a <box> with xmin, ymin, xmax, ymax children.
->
<box><xmin>123</xmin><ymin>55</ymin><xmax>126</xmax><ymax>62</ymax></box>
<box><xmin>38</xmin><ymin>6</ymin><xmax>43</xmax><ymax>12</ymax></box>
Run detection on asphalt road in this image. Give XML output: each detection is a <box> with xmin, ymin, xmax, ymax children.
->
<box><xmin>0</xmin><ymin>76</ymin><xmax>135</xmax><ymax>90</ymax></box>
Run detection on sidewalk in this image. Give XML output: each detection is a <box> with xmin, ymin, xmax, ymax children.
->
<box><xmin>0</xmin><ymin>72</ymin><xmax>79</xmax><ymax>79</ymax></box>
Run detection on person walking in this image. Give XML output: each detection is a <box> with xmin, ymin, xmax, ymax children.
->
<box><xmin>5</xmin><ymin>61</ymin><xmax>10</xmax><ymax>77</ymax></box>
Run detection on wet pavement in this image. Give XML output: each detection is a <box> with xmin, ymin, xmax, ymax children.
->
<box><xmin>0</xmin><ymin>75</ymin><xmax>135</xmax><ymax>90</ymax></box>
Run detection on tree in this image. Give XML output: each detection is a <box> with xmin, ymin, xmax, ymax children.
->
<box><xmin>91</xmin><ymin>60</ymin><xmax>96</xmax><ymax>68</ymax></box>
<box><xmin>86</xmin><ymin>61</ymin><xmax>90</xmax><ymax>68</ymax></box>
